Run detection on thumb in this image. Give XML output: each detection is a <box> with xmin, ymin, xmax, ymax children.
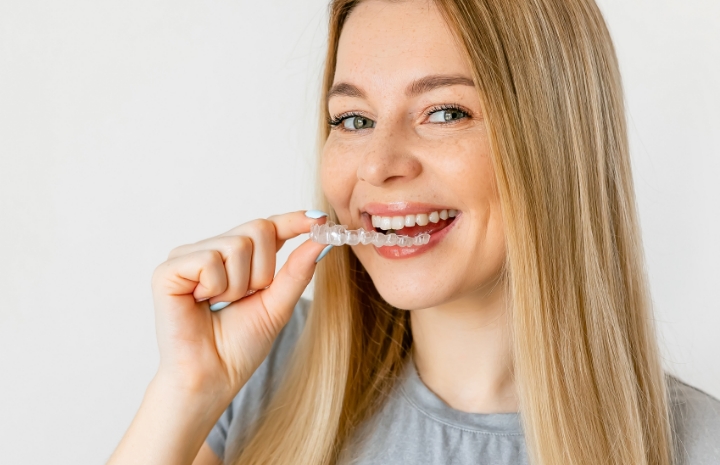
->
<box><xmin>258</xmin><ymin>239</ymin><xmax>331</xmax><ymax>329</ymax></box>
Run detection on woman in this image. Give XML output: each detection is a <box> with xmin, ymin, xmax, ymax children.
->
<box><xmin>108</xmin><ymin>0</ymin><xmax>720</xmax><ymax>464</ymax></box>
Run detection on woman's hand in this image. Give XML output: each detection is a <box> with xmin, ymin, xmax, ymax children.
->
<box><xmin>107</xmin><ymin>210</ymin><xmax>330</xmax><ymax>465</ymax></box>
<box><xmin>151</xmin><ymin>210</ymin><xmax>329</xmax><ymax>400</ymax></box>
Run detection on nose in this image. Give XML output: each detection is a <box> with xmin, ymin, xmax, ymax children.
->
<box><xmin>356</xmin><ymin>123</ymin><xmax>422</xmax><ymax>187</ymax></box>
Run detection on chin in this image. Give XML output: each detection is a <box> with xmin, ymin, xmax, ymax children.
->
<box><xmin>349</xmin><ymin>242</ymin><xmax>467</xmax><ymax>310</ymax></box>
<box><xmin>365</xmin><ymin>270</ymin><xmax>458</xmax><ymax>311</ymax></box>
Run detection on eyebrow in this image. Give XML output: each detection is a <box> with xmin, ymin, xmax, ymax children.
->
<box><xmin>326</xmin><ymin>74</ymin><xmax>475</xmax><ymax>101</ymax></box>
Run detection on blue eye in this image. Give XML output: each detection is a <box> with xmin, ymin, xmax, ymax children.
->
<box><xmin>427</xmin><ymin>107</ymin><xmax>468</xmax><ymax>123</ymax></box>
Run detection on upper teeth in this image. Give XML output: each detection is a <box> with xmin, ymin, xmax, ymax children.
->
<box><xmin>371</xmin><ymin>209</ymin><xmax>457</xmax><ymax>231</ymax></box>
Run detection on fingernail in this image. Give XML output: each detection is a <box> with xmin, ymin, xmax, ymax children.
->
<box><xmin>196</xmin><ymin>297</ymin><xmax>210</xmax><ymax>302</ymax></box>
<box><xmin>209</xmin><ymin>301</ymin><xmax>231</xmax><ymax>312</ymax></box>
<box><xmin>305</xmin><ymin>210</ymin><xmax>328</xmax><ymax>219</ymax></box>
<box><xmin>315</xmin><ymin>245</ymin><xmax>333</xmax><ymax>263</ymax></box>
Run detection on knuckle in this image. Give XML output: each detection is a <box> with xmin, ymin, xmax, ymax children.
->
<box><xmin>287</xmin><ymin>270</ymin><xmax>311</xmax><ymax>289</ymax></box>
<box><xmin>227</xmin><ymin>235</ymin><xmax>252</xmax><ymax>255</ymax></box>
<box><xmin>284</xmin><ymin>260</ymin><xmax>312</xmax><ymax>287</ymax></box>
<box><xmin>150</xmin><ymin>260</ymin><xmax>181</xmax><ymax>294</ymax></box>
<box><xmin>167</xmin><ymin>244</ymin><xmax>185</xmax><ymax>260</ymax></box>
<box><xmin>201</xmin><ymin>251</ymin><xmax>227</xmax><ymax>291</ymax></box>
<box><xmin>200</xmin><ymin>249</ymin><xmax>223</xmax><ymax>267</ymax></box>
<box><xmin>251</xmin><ymin>218</ymin><xmax>276</xmax><ymax>237</ymax></box>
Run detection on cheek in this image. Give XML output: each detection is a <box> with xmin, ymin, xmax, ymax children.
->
<box><xmin>430</xmin><ymin>134</ymin><xmax>498</xmax><ymax>204</ymax></box>
<box><xmin>320</xmin><ymin>142</ymin><xmax>357</xmax><ymax>216</ymax></box>
<box><xmin>431</xmin><ymin>134</ymin><xmax>504</xmax><ymax>260</ymax></box>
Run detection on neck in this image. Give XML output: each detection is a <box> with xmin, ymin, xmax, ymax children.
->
<box><xmin>409</xmin><ymin>274</ymin><xmax>517</xmax><ymax>414</ymax></box>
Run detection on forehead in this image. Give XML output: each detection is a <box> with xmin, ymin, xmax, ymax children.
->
<box><xmin>334</xmin><ymin>0</ymin><xmax>470</xmax><ymax>85</ymax></box>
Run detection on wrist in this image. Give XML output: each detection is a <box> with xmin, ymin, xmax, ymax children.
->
<box><xmin>107</xmin><ymin>371</ymin><xmax>236</xmax><ymax>465</ymax></box>
<box><xmin>148</xmin><ymin>370</ymin><xmax>236</xmax><ymax>421</ymax></box>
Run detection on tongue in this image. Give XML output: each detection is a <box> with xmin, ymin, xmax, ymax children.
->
<box><xmin>383</xmin><ymin>217</ymin><xmax>454</xmax><ymax>237</ymax></box>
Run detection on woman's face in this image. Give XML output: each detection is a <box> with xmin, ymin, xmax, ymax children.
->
<box><xmin>321</xmin><ymin>0</ymin><xmax>506</xmax><ymax>310</ymax></box>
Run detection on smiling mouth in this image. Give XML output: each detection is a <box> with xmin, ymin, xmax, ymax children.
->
<box><xmin>363</xmin><ymin>208</ymin><xmax>458</xmax><ymax>240</ymax></box>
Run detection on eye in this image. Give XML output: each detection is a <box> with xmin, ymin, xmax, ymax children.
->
<box><xmin>427</xmin><ymin>105</ymin><xmax>469</xmax><ymax>123</ymax></box>
<box><xmin>328</xmin><ymin>113</ymin><xmax>376</xmax><ymax>132</ymax></box>
<box><xmin>343</xmin><ymin>115</ymin><xmax>375</xmax><ymax>130</ymax></box>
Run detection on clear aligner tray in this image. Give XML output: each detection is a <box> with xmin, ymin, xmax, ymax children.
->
<box><xmin>310</xmin><ymin>221</ymin><xmax>430</xmax><ymax>247</ymax></box>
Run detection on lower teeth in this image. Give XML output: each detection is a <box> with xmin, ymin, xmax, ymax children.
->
<box><xmin>310</xmin><ymin>222</ymin><xmax>430</xmax><ymax>247</ymax></box>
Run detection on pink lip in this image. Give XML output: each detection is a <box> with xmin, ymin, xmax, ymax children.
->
<box><xmin>361</xmin><ymin>201</ymin><xmax>458</xmax><ymax>216</ymax></box>
<box><xmin>360</xmin><ymin>211</ymin><xmax>461</xmax><ymax>260</ymax></box>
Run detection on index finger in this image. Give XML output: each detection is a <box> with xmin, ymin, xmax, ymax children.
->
<box><xmin>221</xmin><ymin>210</ymin><xmax>328</xmax><ymax>250</ymax></box>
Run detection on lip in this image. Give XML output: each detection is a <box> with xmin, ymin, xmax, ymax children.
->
<box><xmin>361</xmin><ymin>201</ymin><xmax>458</xmax><ymax>216</ymax></box>
<box><xmin>359</xmin><ymin>210</ymin><xmax>461</xmax><ymax>259</ymax></box>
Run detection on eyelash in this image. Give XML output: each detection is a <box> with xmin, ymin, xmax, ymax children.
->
<box><xmin>327</xmin><ymin>104</ymin><xmax>471</xmax><ymax>132</ymax></box>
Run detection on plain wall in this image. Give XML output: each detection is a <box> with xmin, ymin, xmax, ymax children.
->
<box><xmin>0</xmin><ymin>1</ymin><xmax>718</xmax><ymax>463</ymax></box>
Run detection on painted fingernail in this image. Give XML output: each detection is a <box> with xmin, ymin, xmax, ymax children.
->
<box><xmin>304</xmin><ymin>210</ymin><xmax>328</xmax><ymax>219</ymax></box>
<box><xmin>315</xmin><ymin>245</ymin><xmax>333</xmax><ymax>263</ymax></box>
<box><xmin>209</xmin><ymin>301</ymin><xmax>231</xmax><ymax>312</ymax></box>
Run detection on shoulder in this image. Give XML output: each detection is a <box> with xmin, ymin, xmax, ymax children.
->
<box><xmin>667</xmin><ymin>374</ymin><xmax>720</xmax><ymax>464</ymax></box>
<box><xmin>205</xmin><ymin>297</ymin><xmax>312</xmax><ymax>460</ymax></box>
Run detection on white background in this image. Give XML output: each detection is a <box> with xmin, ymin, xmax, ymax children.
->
<box><xmin>1</xmin><ymin>1</ymin><xmax>718</xmax><ymax>463</ymax></box>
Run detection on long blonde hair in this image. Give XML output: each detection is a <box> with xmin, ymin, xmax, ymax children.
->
<box><xmin>232</xmin><ymin>1</ymin><xmax>675</xmax><ymax>464</ymax></box>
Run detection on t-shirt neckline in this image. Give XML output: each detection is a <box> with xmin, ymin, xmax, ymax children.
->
<box><xmin>398</xmin><ymin>351</ymin><xmax>524</xmax><ymax>435</ymax></box>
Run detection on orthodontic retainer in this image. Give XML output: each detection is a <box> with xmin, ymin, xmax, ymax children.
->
<box><xmin>310</xmin><ymin>221</ymin><xmax>430</xmax><ymax>247</ymax></box>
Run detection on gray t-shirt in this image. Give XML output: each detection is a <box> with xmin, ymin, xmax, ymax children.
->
<box><xmin>207</xmin><ymin>298</ymin><xmax>720</xmax><ymax>464</ymax></box>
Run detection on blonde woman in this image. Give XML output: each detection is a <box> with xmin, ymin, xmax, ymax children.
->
<box><xmin>108</xmin><ymin>0</ymin><xmax>720</xmax><ymax>464</ymax></box>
